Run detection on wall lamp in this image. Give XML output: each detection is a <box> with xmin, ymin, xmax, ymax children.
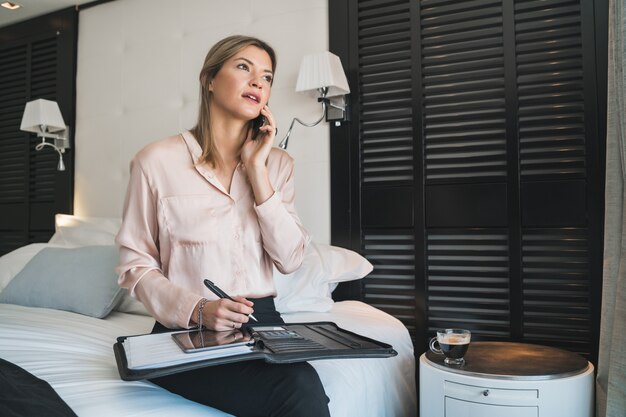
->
<box><xmin>279</xmin><ymin>51</ymin><xmax>350</xmax><ymax>149</ymax></box>
<box><xmin>20</xmin><ymin>99</ymin><xmax>70</xmax><ymax>171</ymax></box>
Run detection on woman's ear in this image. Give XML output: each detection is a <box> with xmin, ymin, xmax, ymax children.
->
<box><xmin>200</xmin><ymin>73</ymin><xmax>212</xmax><ymax>91</ymax></box>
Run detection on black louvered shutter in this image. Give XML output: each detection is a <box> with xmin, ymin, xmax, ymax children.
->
<box><xmin>330</xmin><ymin>0</ymin><xmax>605</xmax><ymax>363</ymax></box>
<box><xmin>0</xmin><ymin>8</ymin><xmax>77</xmax><ymax>255</ymax></box>
<box><xmin>420</xmin><ymin>0</ymin><xmax>513</xmax><ymax>343</ymax></box>
<box><xmin>0</xmin><ymin>43</ymin><xmax>29</xmax><ymax>253</ymax></box>
<box><xmin>515</xmin><ymin>0</ymin><xmax>599</xmax><ymax>356</ymax></box>
<box><xmin>356</xmin><ymin>0</ymin><xmax>421</xmax><ymax>342</ymax></box>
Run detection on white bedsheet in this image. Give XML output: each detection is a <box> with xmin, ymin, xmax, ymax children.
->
<box><xmin>0</xmin><ymin>301</ymin><xmax>416</xmax><ymax>417</ymax></box>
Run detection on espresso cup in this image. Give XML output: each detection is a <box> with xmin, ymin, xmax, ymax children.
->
<box><xmin>429</xmin><ymin>329</ymin><xmax>471</xmax><ymax>365</ymax></box>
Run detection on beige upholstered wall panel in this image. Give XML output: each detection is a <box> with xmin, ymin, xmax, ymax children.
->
<box><xmin>75</xmin><ymin>0</ymin><xmax>331</xmax><ymax>243</ymax></box>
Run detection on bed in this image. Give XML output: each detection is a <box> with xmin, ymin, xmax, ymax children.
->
<box><xmin>0</xmin><ymin>216</ymin><xmax>417</xmax><ymax>417</ymax></box>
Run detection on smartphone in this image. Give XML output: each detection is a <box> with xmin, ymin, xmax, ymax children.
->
<box><xmin>172</xmin><ymin>329</ymin><xmax>252</xmax><ymax>353</ymax></box>
<box><xmin>251</xmin><ymin>115</ymin><xmax>266</xmax><ymax>140</ymax></box>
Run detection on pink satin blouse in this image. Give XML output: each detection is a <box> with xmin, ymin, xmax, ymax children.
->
<box><xmin>115</xmin><ymin>131</ymin><xmax>308</xmax><ymax>329</ymax></box>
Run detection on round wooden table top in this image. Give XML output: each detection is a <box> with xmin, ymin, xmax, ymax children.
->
<box><xmin>424</xmin><ymin>341</ymin><xmax>590</xmax><ymax>380</ymax></box>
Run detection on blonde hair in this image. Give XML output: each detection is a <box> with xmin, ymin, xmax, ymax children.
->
<box><xmin>190</xmin><ymin>35</ymin><xmax>277</xmax><ymax>167</ymax></box>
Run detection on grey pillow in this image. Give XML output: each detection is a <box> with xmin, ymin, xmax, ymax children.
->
<box><xmin>0</xmin><ymin>245</ymin><xmax>123</xmax><ymax>318</ymax></box>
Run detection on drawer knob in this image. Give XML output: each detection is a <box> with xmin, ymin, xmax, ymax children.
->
<box><xmin>482</xmin><ymin>390</ymin><xmax>490</xmax><ymax>397</ymax></box>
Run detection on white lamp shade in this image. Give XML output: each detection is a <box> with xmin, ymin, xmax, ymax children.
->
<box><xmin>295</xmin><ymin>51</ymin><xmax>350</xmax><ymax>98</ymax></box>
<box><xmin>20</xmin><ymin>99</ymin><xmax>66</xmax><ymax>134</ymax></box>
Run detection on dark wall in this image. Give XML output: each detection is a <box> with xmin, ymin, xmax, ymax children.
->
<box><xmin>0</xmin><ymin>7</ymin><xmax>77</xmax><ymax>255</ymax></box>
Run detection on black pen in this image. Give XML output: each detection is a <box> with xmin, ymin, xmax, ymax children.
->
<box><xmin>203</xmin><ymin>279</ymin><xmax>258</xmax><ymax>322</ymax></box>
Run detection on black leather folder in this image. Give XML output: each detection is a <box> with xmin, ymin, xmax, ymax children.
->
<box><xmin>114</xmin><ymin>322</ymin><xmax>397</xmax><ymax>381</ymax></box>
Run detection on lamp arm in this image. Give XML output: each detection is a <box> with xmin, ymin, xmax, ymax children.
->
<box><xmin>35</xmin><ymin>140</ymin><xmax>64</xmax><ymax>155</ymax></box>
<box><xmin>34</xmin><ymin>141</ymin><xmax>66</xmax><ymax>171</ymax></box>
<box><xmin>278</xmin><ymin>100</ymin><xmax>327</xmax><ymax>150</ymax></box>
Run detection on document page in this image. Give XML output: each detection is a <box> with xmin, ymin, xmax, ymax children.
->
<box><xmin>124</xmin><ymin>331</ymin><xmax>254</xmax><ymax>370</ymax></box>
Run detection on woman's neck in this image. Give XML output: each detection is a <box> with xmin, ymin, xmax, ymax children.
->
<box><xmin>210</xmin><ymin>109</ymin><xmax>248</xmax><ymax>165</ymax></box>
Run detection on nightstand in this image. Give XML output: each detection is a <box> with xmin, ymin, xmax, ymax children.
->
<box><xmin>419</xmin><ymin>342</ymin><xmax>594</xmax><ymax>417</ymax></box>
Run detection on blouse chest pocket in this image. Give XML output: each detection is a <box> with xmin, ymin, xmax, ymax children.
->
<box><xmin>159</xmin><ymin>195</ymin><xmax>231</xmax><ymax>245</ymax></box>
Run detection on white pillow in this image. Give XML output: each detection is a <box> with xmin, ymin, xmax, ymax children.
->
<box><xmin>48</xmin><ymin>213</ymin><xmax>121</xmax><ymax>246</ymax></box>
<box><xmin>274</xmin><ymin>242</ymin><xmax>373</xmax><ymax>314</ymax></box>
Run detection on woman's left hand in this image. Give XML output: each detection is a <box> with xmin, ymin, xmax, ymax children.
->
<box><xmin>241</xmin><ymin>105</ymin><xmax>276</xmax><ymax>169</ymax></box>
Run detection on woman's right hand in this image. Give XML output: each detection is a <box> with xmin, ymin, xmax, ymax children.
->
<box><xmin>241</xmin><ymin>105</ymin><xmax>276</xmax><ymax>169</ymax></box>
<box><xmin>195</xmin><ymin>297</ymin><xmax>255</xmax><ymax>331</ymax></box>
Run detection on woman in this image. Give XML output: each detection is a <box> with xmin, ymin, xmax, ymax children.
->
<box><xmin>116</xmin><ymin>35</ymin><xmax>330</xmax><ymax>417</ymax></box>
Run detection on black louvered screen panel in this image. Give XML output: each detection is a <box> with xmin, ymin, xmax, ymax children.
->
<box><xmin>0</xmin><ymin>9</ymin><xmax>76</xmax><ymax>256</ymax></box>
<box><xmin>0</xmin><ymin>44</ymin><xmax>29</xmax><ymax>254</ymax></box>
<box><xmin>426</xmin><ymin>229</ymin><xmax>510</xmax><ymax>339</ymax></box>
<box><xmin>522</xmin><ymin>228</ymin><xmax>591</xmax><ymax>356</ymax></box>
<box><xmin>422</xmin><ymin>0</ymin><xmax>507</xmax><ymax>183</ymax></box>
<box><xmin>362</xmin><ymin>231</ymin><xmax>418</xmax><ymax>340</ymax></box>
<box><xmin>331</xmin><ymin>0</ymin><xmax>603</xmax><ymax>364</ymax></box>
<box><xmin>359</xmin><ymin>0</ymin><xmax>414</xmax><ymax>185</ymax></box>
<box><xmin>357</xmin><ymin>1</ymin><xmax>420</xmax><ymax>344</ymax></box>
<box><xmin>516</xmin><ymin>0</ymin><xmax>586</xmax><ymax>179</ymax></box>
<box><xmin>516</xmin><ymin>0</ymin><xmax>594</xmax><ymax>357</ymax></box>
<box><xmin>421</xmin><ymin>0</ymin><xmax>512</xmax><ymax>343</ymax></box>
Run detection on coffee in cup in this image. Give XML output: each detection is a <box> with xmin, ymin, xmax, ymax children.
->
<box><xmin>429</xmin><ymin>329</ymin><xmax>471</xmax><ymax>365</ymax></box>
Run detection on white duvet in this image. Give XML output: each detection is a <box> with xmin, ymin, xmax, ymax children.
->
<box><xmin>0</xmin><ymin>301</ymin><xmax>416</xmax><ymax>417</ymax></box>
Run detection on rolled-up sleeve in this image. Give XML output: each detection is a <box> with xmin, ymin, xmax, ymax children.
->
<box><xmin>254</xmin><ymin>155</ymin><xmax>309</xmax><ymax>274</ymax></box>
<box><xmin>115</xmin><ymin>158</ymin><xmax>201</xmax><ymax>328</ymax></box>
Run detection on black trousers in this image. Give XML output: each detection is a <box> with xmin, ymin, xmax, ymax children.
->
<box><xmin>149</xmin><ymin>297</ymin><xmax>331</xmax><ymax>417</ymax></box>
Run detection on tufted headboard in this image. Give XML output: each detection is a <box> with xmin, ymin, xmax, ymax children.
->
<box><xmin>75</xmin><ymin>0</ymin><xmax>331</xmax><ymax>243</ymax></box>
